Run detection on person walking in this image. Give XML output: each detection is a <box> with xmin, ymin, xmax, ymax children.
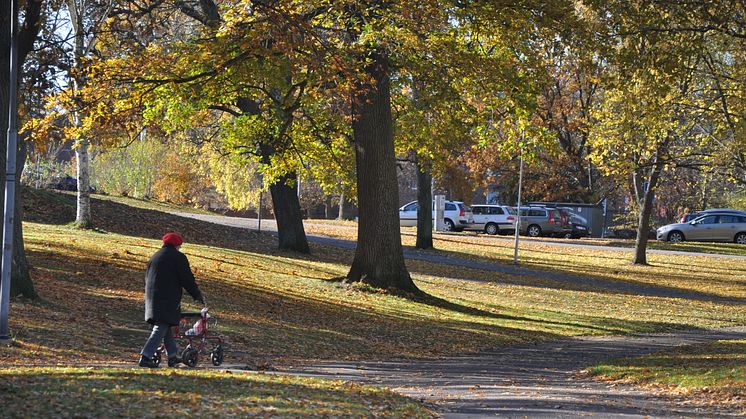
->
<box><xmin>139</xmin><ymin>232</ymin><xmax>205</xmax><ymax>368</ymax></box>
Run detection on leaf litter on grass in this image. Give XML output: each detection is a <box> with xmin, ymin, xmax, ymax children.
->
<box><xmin>6</xmin><ymin>189</ymin><xmax>746</xmax><ymax>413</ymax></box>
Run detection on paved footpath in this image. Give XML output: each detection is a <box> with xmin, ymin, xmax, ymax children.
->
<box><xmin>273</xmin><ymin>327</ymin><xmax>746</xmax><ymax>418</ymax></box>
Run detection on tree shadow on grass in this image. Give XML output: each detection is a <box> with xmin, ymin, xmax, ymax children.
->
<box><xmin>402</xmin><ymin>245</ymin><xmax>746</xmax><ymax>305</ymax></box>
<box><xmin>20</xmin><ymin>246</ymin><xmax>564</xmax><ymax>362</ymax></box>
<box><xmin>23</xmin><ymin>241</ymin><xmax>702</xmax><ymax>365</ymax></box>
<box><xmin>17</xmin><ymin>230</ymin><xmax>724</xmax><ymax>369</ymax></box>
<box><xmin>19</xmin><ymin>189</ymin><xmax>740</xmax><ymax>362</ymax></box>
<box><xmin>407</xmin><ymin>292</ymin><xmax>687</xmax><ymax>335</ymax></box>
<box><xmin>27</xmin><ymin>188</ymin><xmax>742</xmax><ymax>305</ymax></box>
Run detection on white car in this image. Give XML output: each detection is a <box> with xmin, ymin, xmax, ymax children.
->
<box><xmin>399</xmin><ymin>200</ymin><xmax>473</xmax><ymax>231</ymax></box>
<box><xmin>467</xmin><ymin>204</ymin><xmax>517</xmax><ymax>235</ymax></box>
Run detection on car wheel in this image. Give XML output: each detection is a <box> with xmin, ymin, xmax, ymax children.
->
<box><xmin>668</xmin><ymin>231</ymin><xmax>685</xmax><ymax>243</ymax></box>
<box><xmin>444</xmin><ymin>219</ymin><xmax>455</xmax><ymax>231</ymax></box>
<box><xmin>527</xmin><ymin>225</ymin><xmax>541</xmax><ymax>237</ymax></box>
<box><xmin>735</xmin><ymin>232</ymin><xmax>746</xmax><ymax>245</ymax></box>
<box><xmin>564</xmin><ymin>233</ymin><xmax>573</xmax><ymax>239</ymax></box>
<box><xmin>485</xmin><ymin>223</ymin><xmax>499</xmax><ymax>235</ymax></box>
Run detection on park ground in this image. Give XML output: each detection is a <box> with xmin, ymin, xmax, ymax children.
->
<box><xmin>0</xmin><ymin>189</ymin><xmax>744</xmax><ymax>416</ymax></box>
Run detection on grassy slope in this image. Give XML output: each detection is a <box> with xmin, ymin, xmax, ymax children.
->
<box><xmin>4</xmin><ymin>189</ymin><xmax>746</xmax><ymax>413</ymax></box>
<box><xmin>10</xmin><ymin>190</ymin><xmax>436</xmax><ymax>416</ymax></box>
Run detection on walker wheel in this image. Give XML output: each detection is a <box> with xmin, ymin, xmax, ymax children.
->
<box><xmin>211</xmin><ymin>345</ymin><xmax>224</xmax><ymax>366</ymax></box>
<box><xmin>153</xmin><ymin>348</ymin><xmax>163</xmax><ymax>367</ymax></box>
<box><xmin>181</xmin><ymin>347</ymin><xmax>198</xmax><ymax>368</ymax></box>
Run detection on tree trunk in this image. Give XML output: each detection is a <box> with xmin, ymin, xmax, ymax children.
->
<box><xmin>346</xmin><ymin>51</ymin><xmax>417</xmax><ymax>292</ymax></box>
<box><xmin>10</xmin><ymin>141</ymin><xmax>36</xmax><ymax>298</ymax></box>
<box><xmin>69</xmin><ymin>3</ymin><xmax>93</xmax><ymax>229</ymax></box>
<box><xmin>337</xmin><ymin>191</ymin><xmax>345</xmax><ymax>220</ymax></box>
<box><xmin>268</xmin><ymin>172</ymin><xmax>310</xmax><ymax>253</ymax></box>
<box><xmin>415</xmin><ymin>159</ymin><xmax>433</xmax><ymax>249</ymax></box>
<box><xmin>633</xmin><ymin>161</ymin><xmax>663</xmax><ymax>265</ymax></box>
<box><xmin>255</xmin><ymin>141</ymin><xmax>310</xmax><ymax>254</ymax></box>
<box><xmin>0</xmin><ymin>8</ymin><xmax>37</xmax><ymax>299</ymax></box>
<box><xmin>75</xmin><ymin>138</ymin><xmax>92</xmax><ymax>228</ymax></box>
<box><xmin>237</xmin><ymin>96</ymin><xmax>310</xmax><ymax>253</ymax></box>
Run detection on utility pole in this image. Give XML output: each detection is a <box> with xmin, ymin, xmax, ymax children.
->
<box><xmin>513</xmin><ymin>143</ymin><xmax>524</xmax><ymax>266</ymax></box>
<box><xmin>1</xmin><ymin>0</ymin><xmax>20</xmax><ymax>343</ymax></box>
<box><xmin>257</xmin><ymin>191</ymin><xmax>263</xmax><ymax>232</ymax></box>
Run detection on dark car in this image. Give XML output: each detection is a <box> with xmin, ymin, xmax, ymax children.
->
<box><xmin>53</xmin><ymin>175</ymin><xmax>77</xmax><ymax>191</ymax></box>
<box><xmin>51</xmin><ymin>175</ymin><xmax>96</xmax><ymax>193</ymax></box>
<box><xmin>557</xmin><ymin>208</ymin><xmax>590</xmax><ymax>239</ymax></box>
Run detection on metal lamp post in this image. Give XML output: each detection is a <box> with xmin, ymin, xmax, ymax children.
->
<box><xmin>512</xmin><ymin>141</ymin><xmax>524</xmax><ymax>266</ymax></box>
<box><xmin>0</xmin><ymin>0</ymin><xmax>20</xmax><ymax>343</ymax></box>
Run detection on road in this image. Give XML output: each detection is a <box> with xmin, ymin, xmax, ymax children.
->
<box><xmin>173</xmin><ymin>211</ymin><xmax>746</xmax><ymax>261</ymax></box>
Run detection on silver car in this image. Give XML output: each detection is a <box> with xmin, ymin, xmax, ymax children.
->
<box><xmin>399</xmin><ymin>200</ymin><xmax>473</xmax><ymax>231</ymax></box>
<box><xmin>515</xmin><ymin>206</ymin><xmax>572</xmax><ymax>237</ymax></box>
<box><xmin>467</xmin><ymin>205</ymin><xmax>517</xmax><ymax>235</ymax></box>
<box><xmin>657</xmin><ymin>212</ymin><xmax>746</xmax><ymax>244</ymax></box>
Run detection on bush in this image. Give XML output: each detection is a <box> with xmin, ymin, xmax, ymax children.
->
<box><xmin>91</xmin><ymin>139</ymin><xmax>165</xmax><ymax>198</ymax></box>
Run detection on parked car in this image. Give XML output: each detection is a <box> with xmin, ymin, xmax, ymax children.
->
<box><xmin>468</xmin><ymin>205</ymin><xmax>516</xmax><ymax>235</ymax></box>
<box><xmin>658</xmin><ymin>212</ymin><xmax>746</xmax><ymax>244</ymax></box>
<box><xmin>679</xmin><ymin>208</ymin><xmax>746</xmax><ymax>223</ymax></box>
<box><xmin>515</xmin><ymin>206</ymin><xmax>572</xmax><ymax>237</ymax></box>
<box><xmin>53</xmin><ymin>175</ymin><xmax>77</xmax><ymax>191</ymax></box>
<box><xmin>399</xmin><ymin>200</ymin><xmax>473</xmax><ymax>232</ymax></box>
<box><xmin>557</xmin><ymin>208</ymin><xmax>590</xmax><ymax>239</ymax></box>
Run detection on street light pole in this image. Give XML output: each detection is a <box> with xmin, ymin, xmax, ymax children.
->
<box><xmin>257</xmin><ymin>191</ymin><xmax>263</xmax><ymax>232</ymax></box>
<box><xmin>513</xmin><ymin>144</ymin><xmax>524</xmax><ymax>266</ymax></box>
<box><xmin>0</xmin><ymin>0</ymin><xmax>20</xmax><ymax>343</ymax></box>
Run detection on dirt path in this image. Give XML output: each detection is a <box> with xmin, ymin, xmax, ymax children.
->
<box><xmin>272</xmin><ymin>327</ymin><xmax>746</xmax><ymax>418</ymax></box>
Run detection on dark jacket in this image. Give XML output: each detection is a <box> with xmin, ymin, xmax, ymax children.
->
<box><xmin>144</xmin><ymin>245</ymin><xmax>203</xmax><ymax>326</ymax></box>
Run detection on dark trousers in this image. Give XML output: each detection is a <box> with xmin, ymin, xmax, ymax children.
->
<box><xmin>140</xmin><ymin>322</ymin><xmax>178</xmax><ymax>358</ymax></box>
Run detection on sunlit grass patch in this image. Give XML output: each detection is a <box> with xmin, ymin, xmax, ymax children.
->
<box><xmin>586</xmin><ymin>340</ymin><xmax>746</xmax><ymax>411</ymax></box>
<box><xmin>0</xmin><ymin>367</ymin><xmax>432</xmax><ymax>418</ymax></box>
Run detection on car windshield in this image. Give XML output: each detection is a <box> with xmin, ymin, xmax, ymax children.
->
<box><xmin>693</xmin><ymin>215</ymin><xmax>717</xmax><ymax>224</ymax></box>
<box><xmin>506</xmin><ymin>207</ymin><xmax>516</xmax><ymax>215</ymax></box>
<box><xmin>570</xmin><ymin>213</ymin><xmax>587</xmax><ymax>224</ymax></box>
<box><xmin>458</xmin><ymin>203</ymin><xmax>471</xmax><ymax>212</ymax></box>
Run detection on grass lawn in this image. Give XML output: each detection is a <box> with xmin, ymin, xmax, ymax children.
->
<box><xmin>0</xmin><ymin>367</ymin><xmax>430</xmax><ymax>417</ymax></box>
<box><xmin>301</xmin><ymin>222</ymin><xmax>746</xmax><ymax>301</ymax></box>
<box><xmin>8</xmin><ymin>189</ymin><xmax>746</xmax><ymax>364</ymax></box>
<box><xmin>421</xmin><ymin>235</ymin><xmax>746</xmax><ymax>300</ymax></box>
<box><xmin>3</xmin><ymin>189</ymin><xmax>746</xmax><ymax>413</ymax></box>
<box><xmin>586</xmin><ymin>340</ymin><xmax>746</xmax><ymax>412</ymax></box>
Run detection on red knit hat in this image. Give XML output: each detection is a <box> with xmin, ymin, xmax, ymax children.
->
<box><xmin>162</xmin><ymin>232</ymin><xmax>183</xmax><ymax>247</ymax></box>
